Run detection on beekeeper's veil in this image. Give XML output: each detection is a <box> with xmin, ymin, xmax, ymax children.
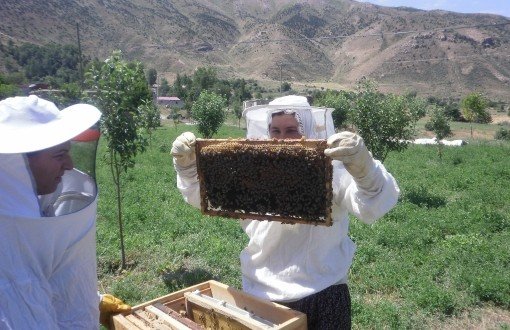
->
<box><xmin>0</xmin><ymin>95</ymin><xmax>102</xmax><ymax>329</ymax></box>
<box><xmin>243</xmin><ymin>95</ymin><xmax>335</xmax><ymax>139</ymax></box>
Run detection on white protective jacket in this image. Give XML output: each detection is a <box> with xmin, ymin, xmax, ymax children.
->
<box><xmin>0</xmin><ymin>153</ymin><xmax>100</xmax><ymax>329</ymax></box>
<box><xmin>176</xmin><ymin>158</ymin><xmax>399</xmax><ymax>302</ymax></box>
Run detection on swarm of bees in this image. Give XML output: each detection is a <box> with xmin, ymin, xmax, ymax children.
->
<box><xmin>196</xmin><ymin>139</ymin><xmax>333</xmax><ymax>226</ymax></box>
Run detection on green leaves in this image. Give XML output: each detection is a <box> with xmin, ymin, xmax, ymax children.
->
<box><xmin>461</xmin><ymin>92</ymin><xmax>489</xmax><ymax>123</ymax></box>
<box><xmin>313</xmin><ymin>89</ymin><xmax>350</xmax><ymax>129</ymax></box>
<box><xmin>191</xmin><ymin>90</ymin><xmax>226</xmax><ymax>139</ymax></box>
<box><xmin>349</xmin><ymin>80</ymin><xmax>426</xmax><ymax>162</ymax></box>
<box><xmin>85</xmin><ymin>50</ymin><xmax>154</xmax><ymax>269</ymax></box>
<box><xmin>86</xmin><ymin>50</ymin><xmax>152</xmax><ymax>172</ymax></box>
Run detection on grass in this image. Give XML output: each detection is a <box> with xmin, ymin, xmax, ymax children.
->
<box><xmin>96</xmin><ymin>120</ymin><xmax>510</xmax><ymax>329</ymax></box>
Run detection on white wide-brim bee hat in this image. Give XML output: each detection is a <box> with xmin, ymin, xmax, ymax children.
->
<box><xmin>243</xmin><ymin>95</ymin><xmax>335</xmax><ymax>139</ymax></box>
<box><xmin>0</xmin><ymin>95</ymin><xmax>101</xmax><ymax>154</ymax></box>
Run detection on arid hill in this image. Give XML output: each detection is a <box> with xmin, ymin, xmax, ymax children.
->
<box><xmin>1</xmin><ymin>0</ymin><xmax>509</xmax><ymax>101</ymax></box>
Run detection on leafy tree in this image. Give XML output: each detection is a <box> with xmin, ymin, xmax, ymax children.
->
<box><xmin>2</xmin><ymin>72</ymin><xmax>25</xmax><ymax>85</ymax></box>
<box><xmin>349</xmin><ymin>79</ymin><xmax>424</xmax><ymax>162</ymax></box>
<box><xmin>281</xmin><ymin>81</ymin><xmax>291</xmax><ymax>92</ymax></box>
<box><xmin>427</xmin><ymin>97</ymin><xmax>462</xmax><ymax>120</ymax></box>
<box><xmin>138</xmin><ymin>98</ymin><xmax>160</xmax><ymax>143</ymax></box>
<box><xmin>146</xmin><ymin>68</ymin><xmax>157</xmax><ymax>86</ymax></box>
<box><xmin>15</xmin><ymin>43</ymin><xmax>83</xmax><ymax>85</ymax></box>
<box><xmin>443</xmin><ymin>100</ymin><xmax>461</xmax><ymax>121</ymax></box>
<box><xmin>313</xmin><ymin>89</ymin><xmax>351</xmax><ymax>130</ymax></box>
<box><xmin>213</xmin><ymin>79</ymin><xmax>233</xmax><ymax>103</ymax></box>
<box><xmin>86</xmin><ymin>50</ymin><xmax>153</xmax><ymax>269</ymax></box>
<box><xmin>0</xmin><ymin>73</ymin><xmax>22</xmax><ymax>98</ymax></box>
<box><xmin>232</xmin><ymin>78</ymin><xmax>252</xmax><ymax>102</ymax></box>
<box><xmin>231</xmin><ymin>96</ymin><xmax>243</xmax><ymax>128</ymax></box>
<box><xmin>191</xmin><ymin>67</ymin><xmax>218</xmax><ymax>101</ymax></box>
<box><xmin>427</xmin><ymin>105</ymin><xmax>453</xmax><ymax>160</ymax></box>
<box><xmin>171</xmin><ymin>74</ymin><xmax>192</xmax><ymax>99</ymax></box>
<box><xmin>405</xmin><ymin>92</ymin><xmax>428</xmax><ymax>119</ymax></box>
<box><xmin>60</xmin><ymin>82</ymin><xmax>83</xmax><ymax>106</ymax></box>
<box><xmin>191</xmin><ymin>91</ymin><xmax>226</xmax><ymax>138</ymax></box>
<box><xmin>0</xmin><ymin>83</ymin><xmax>21</xmax><ymax>99</ymax></box>
<box><xmin>159</xmin><ymin>78</ymin><xmax>170</xmax><ymax>96</ymax></box>
<box><xmin>494</xmin><ymin>127</ymin><xmax>510</xmax><ymax>141</ymax></box>
<box><xmin>461</xmin><ymin>92</ymin><xmax>490</xmax><ymax>138</ymax></box>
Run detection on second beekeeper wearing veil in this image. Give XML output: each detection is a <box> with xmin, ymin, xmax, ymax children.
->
<box><xmin>171</xmin><ymin>95</ymin><xmax>400</xmax><ymax>329</ymax></box>
<box><xmin>0</xmin><ymin>95</ymin><xmax>129</xmax><ymax>329</ymax></box>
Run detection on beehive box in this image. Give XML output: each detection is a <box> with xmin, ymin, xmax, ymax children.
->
<box><xmin>112</xmin><ymin>280</ymin><xmax>306</xmax><ymax>329</ymax></box>
<box><xmin>195</xmin><ymin>139</ymin><xmax>333</xmax><ymax>226</ymax></box>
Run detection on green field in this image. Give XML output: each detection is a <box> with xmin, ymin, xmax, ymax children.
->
<box><xmin>96</xmin><ymin>122</ymin><xmax>510</xmax><ymax>329</ymax></box>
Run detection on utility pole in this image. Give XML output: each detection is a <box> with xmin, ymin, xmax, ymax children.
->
<box><xmin>76</xmin><ymin>23</ymin><xmax>84</xmax><ymax>89</ymax></box>
<box><xmin>277</xmin><ymin>62</ymin><xmax>284</xmax><ymax>94</ymax></box>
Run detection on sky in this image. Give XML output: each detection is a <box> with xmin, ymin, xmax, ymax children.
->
<box><xmin>358</xmin><ymin>0</ymin><xmax>510</xmax><ymax>18</ymax></box>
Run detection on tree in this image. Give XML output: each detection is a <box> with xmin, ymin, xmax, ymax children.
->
<box><xmin>280</xmin><ymin>81</ymin><xmax>292</xmax><ymax>92</ymax></box>
<box><xmin>191</xmin><ymin>91</ymin><xmax>226</xmax><ymax>138</ymax></box>
<box><xmin>349</xmin><ymin>79</ymin><xmax>425</xmax><ymax>162</ymax></box>
<box><xmin>60</xmin><ymin>82</ymin><xmax>83</xmax><ymax>106</ymax></box>
<box><xmin>0</xmin><ymin>84</ymin><xmax>21</xmax><ymax>99</ymax></box>
<box><xmin>461</xmin><ymin>92</ymin><xmax>490</xmax><ymax>138</ymax></box>
<box><xmin>85</xmin><ymin>50</ymin><xmax>153</xmax><ymax>269</ymax></box>
<box><xmin>191</xmin><ymin>67</ymin><xmax>218</xmax><ymax>102</ymax></box>
<box><xmin>138</xmin><ymin>99</ymin><xmax>160</xmax><ymax>144</ymax></box>
<box><xmin>232</xmin><ymin>78</ymin><xmax>252</xmax><ymax>102</ymax></box>
<box><xmin>0</xmin><ymin>73</ymin><xmax>22</xmax><ymax>98</ymax></box>
<box><xmin>213</xmin><ymin>79</ymin><xmax>233</xmax><ymax>104</ymax></box>
<box><xmin>14</xmin><ymin>42</ymin><xmax>83</xmax><ymax>86</ymax></box>
<box><xmin>159</xmin><ymin>78</ymin><xmax>170</xmax><ymax>96</ymax></box>
<box><xmin>171</xmin><ymin>74</ymin><xmax>192</xmax><ymax>99</ymax></box>
<box><xmin>427</xmin><ymin>105</ymin><xmax>453</xmax><ymax>160</ymax></box>
<box><xmin>313</xmin><ymin>89</ymin><xmax>351</xmax><ymax>130</ymax></box>
<box><xmin>231</xmin><ymin>96</ymin><xmax>243</xmax><ymax>128</ymax></box>
<box><xmin>146</xmin><ymin>68</ymin><xmax>157</xmax><ymax>86</ymax></box>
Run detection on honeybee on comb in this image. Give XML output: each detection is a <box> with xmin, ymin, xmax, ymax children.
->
<box><xmin>195</xmin><ymin>138</ymin><xmax>333</xmax><ymax>226</ymax></box>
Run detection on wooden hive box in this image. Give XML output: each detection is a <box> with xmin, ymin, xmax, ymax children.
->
<box><xmin>112</xmin><ymin>280</ymin><xmax>307</xmax><ymax>329</ymax></box>
<box><xmin>195</xmin><ymin>139</ymin><xmax>333</xmax><ymax>226</ymax></box>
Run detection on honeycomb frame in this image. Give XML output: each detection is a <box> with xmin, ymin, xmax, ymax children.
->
<box><xmin>195</xmin><ymin>138</ymin><xmax>333</xmax><ymax>226</ymax></box>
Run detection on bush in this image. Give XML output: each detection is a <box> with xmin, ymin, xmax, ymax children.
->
<box><xmin>313</xmin><ymin>89</ymin><xmax>350</xmax><ymax>129</ymax></box>
<box><xmin>348</xmin><ymin>79</ymin><xmax>425</xmax><ymax>162</ymax></box>
<box><xmin>494</xmin><ymin>127</ymin><xmax>510</xmax><ymax>141</ymax></box>
<box><xmin>191</xmin><ymin>90</ymin><xmax>226</xmax><ymax>138</ymax></box>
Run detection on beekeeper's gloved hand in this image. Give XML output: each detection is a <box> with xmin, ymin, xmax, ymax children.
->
<box><xmin>171</xmin><ymin>132</ymin><xmax>197</xmax><ymax>178</ymax></box>
<box><xmin>99</xmin><ymin>293</ymin><xmax>131</xmax><ymax>329</ymax></box>
<box><xmin>325</xmin><ymin>131</ymin><xmax>383</xmax><ymax>194</ymax></box>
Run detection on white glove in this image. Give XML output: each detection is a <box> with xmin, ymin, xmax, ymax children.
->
<box><xmin>171</xmin><ymin>132</ymin><xmax>197</xmax><ymax>177</ymax></box>
<box><xmin>325</xmin><ymin>131</ymin><xmax>382</xmax><ymax>194</ymax></box>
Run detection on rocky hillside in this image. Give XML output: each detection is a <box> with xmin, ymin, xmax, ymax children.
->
<box><xmin>1</xmin><ymin>0</ymin><xmax>509</xmax><ymax>100</ymax></box>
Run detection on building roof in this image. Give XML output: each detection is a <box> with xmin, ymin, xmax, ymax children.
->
<box><xmin>157</xmin><ymin>96</ymin><xmax>181</xmax><ymax>101</ymax></box>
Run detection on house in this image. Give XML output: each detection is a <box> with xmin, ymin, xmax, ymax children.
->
<box><xmin>157</xmin><ymin>96</ymin><xmax>184</xmax><ymax>108</ymax></box>
<box><xmin>242</xmin><ymin>99</ymin><xmax>270</xmax><ymax>110</ymax></box>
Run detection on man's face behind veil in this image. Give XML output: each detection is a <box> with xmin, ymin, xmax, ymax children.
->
<box><xmin>27</xmin><ymin>141</ymin><xmax>74</xmax><ymax>195</ymax></box>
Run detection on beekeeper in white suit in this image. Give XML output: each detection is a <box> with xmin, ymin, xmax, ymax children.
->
<box><xmin>0</xmin><ymin>95</ymin><xmax>129</xmax><ymax>329</ymax></box>
<box><xmin>171</xmin><ymin>95</ymin><xmax>400</xmax><ymax>329</ymax></box>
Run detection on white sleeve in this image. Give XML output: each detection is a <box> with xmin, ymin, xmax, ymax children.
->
<box><xmin>333</xmin><ymin>160</ymin><xmax>400</xmax><ymax>224</ymax></box>
<box><xmin>176</xmin><ymin>172</ymin><xmax>201</xmax><ymax>209</ymax></box>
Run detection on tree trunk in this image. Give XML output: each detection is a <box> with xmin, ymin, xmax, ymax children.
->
<box><xmin>110</xmin><ymin>152</ymin><xmax>126</xmax><ymax>270</ymax></box>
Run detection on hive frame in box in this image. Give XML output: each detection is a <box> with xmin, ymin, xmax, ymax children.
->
<box><xmin>195</xmin><ymin>139</ymin><xmax>333</xmax><ymax>226</ymax></box>
<box><xmin>112</xmin><ymin>280</ymin><xmax>307</xmax><ymax>329</ymax></box>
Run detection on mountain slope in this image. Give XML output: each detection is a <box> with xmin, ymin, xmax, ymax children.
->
<box><xmin>1</xmin><ymin>0</ymin><xmax>509</xmax><ymax>100</ymax></box>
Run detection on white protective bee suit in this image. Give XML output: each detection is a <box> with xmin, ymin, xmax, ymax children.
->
<box><xmin>173</xmin><ymin>95</ymin><xmax>400</xmax><ymax>302</ymax></box>
<box><xmin>0</xmin><ymin>96</ymin><xmax>102</xmax><ymax>329</ymax></box>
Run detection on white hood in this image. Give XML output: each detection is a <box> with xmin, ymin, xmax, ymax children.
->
<box><xmin>0</xmin><ymin>153</ymin><xmax>40</xmax><ymax>217</ymax></box>
<box><xmin>0</xmin><ymin>155</ymin><xmax>100</xmax><ymax>329</ymax></box>
<box><xmin>243</xmin><ymin>95</ymin><xmax>335</xmax><ymax>139</ymax></box>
